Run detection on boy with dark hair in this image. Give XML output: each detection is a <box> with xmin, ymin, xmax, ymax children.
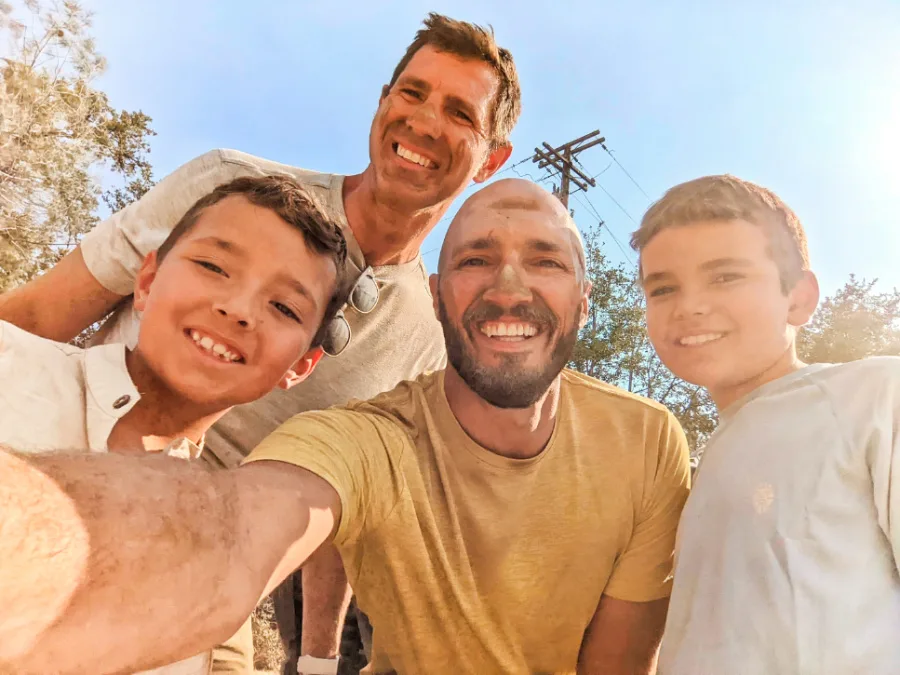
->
<box><xmin>0</xmin><ymin>174</ymin><xmax>347</xmax><ymax>674</ymax></box>
<box><xmin>633</xmin><ymin>174</ymin><xmax>900</xmax><ymax>675</ymax></box>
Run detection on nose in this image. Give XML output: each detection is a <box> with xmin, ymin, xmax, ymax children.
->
<box><xmin>212</xmin><ymin>293</ymin><xmax>258</xmax><ymax>330</ymax></box>
<box><xmin>405</xmin><ymin>98</ymin><xmax>442</xmax><ymax>139</ymax></box>
<box><xmin>672</xmin><ymin>287</ymin><xmax>712</xmax><ymax>320</ymax></box>
<box><xmin>481</xmin><ymin>263</ymin><xmax>533</xmax><ymax>308</ymax></box>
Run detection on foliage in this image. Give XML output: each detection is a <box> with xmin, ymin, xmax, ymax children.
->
<box><xmin>0</xmin><ymin>0</ymin><xmax>155</xmax><ymax>292</ymax></box>
<box><xmin>571</xmin><ymin>224</ymin><xmax>717</xmax><ymax>454</ymax></box>
<box><xmin>798</xmin><ymin>275</ymin><xmax>900</xmax><ymax>363</ymax></box>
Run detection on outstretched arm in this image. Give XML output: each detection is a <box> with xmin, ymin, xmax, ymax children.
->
<box><xmin>0</xmin><ymin>448</ymin><xmax>339</xmax><ymax>675</ymax></box>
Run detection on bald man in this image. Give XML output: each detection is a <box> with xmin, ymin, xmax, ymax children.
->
<box><xmin>1</xmin><ymin>180</ymin><xmax>690</xmax><ymax>675</ymax></box>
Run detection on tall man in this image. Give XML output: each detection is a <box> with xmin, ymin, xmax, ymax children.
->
<box><xmin>0</xmin><ymin>13</ymin><xmax>519</xmax><ymax>673</ymax></box>
<box><xmin>0</xmin><ymin>179</ymin><xmax>691</xmax><ymax>675</ymax></box>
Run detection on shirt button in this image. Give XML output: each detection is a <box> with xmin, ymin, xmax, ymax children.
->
<box><xmin>112</xmin><ymin>395</ymin><xmax>131</xmax><ymax>410</ymax></box>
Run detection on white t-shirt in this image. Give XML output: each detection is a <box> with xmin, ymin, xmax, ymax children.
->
<box><xmin>660</xmin><ymin>357</ymin><xmax>900</xmax><ymax>675</ymax></box>
<box><xmin>79</xmin><ymin>148</ymin><xmax>447</xmax><ymax>468</ymax></box>
<box><xmin>0</xmin><ymin>320</ymin><xmax>207</xmax><ymax>674</ymax></box>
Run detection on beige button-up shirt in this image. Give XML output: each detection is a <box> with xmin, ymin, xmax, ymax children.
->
<box><xmin>0</xmin><ymin>320</ymin><xmax>209</xmax><ymax>674</ymax></box>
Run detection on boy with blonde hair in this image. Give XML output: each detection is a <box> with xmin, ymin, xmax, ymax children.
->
<box><xmin>632</xmin><ymin>174</ymin><xmax>900</xmax><ymax>675</ymax></box>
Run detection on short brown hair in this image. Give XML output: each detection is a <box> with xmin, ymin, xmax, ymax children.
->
<box><xmin>387</xmin><ymin>12</ymin><xmax>521</xmax><ymax>149</ymax></box>
<box><xmin>631</xmin><ymin>174</ymin><xmax>810</xmax><ymax>292</ymax></box>
<box><xmin>156</xmin><ymin>175</ymin><xmax>348</xmax><ymax>348</ymax></box>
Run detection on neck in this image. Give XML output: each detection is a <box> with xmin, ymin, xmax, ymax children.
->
<box><xmin>711</xmin><ymin>344</ymin><xmax>806</xmax><ymax>411</ymax></box>
<box><xmin>443</xmin><ymin>366</ymin><xmax>562</xmax><ymax>459</ymax></box>
<box><xmin>112</xmin><ymin>349</ymin><xmax>226</xmax><ymax>454</ymax></box>
<box><xmin>342</xmin><ymin>167</ymin><xmax>453</xmax><ymax>266</ymax></box>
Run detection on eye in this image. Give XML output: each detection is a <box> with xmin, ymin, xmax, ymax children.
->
<box><xmin>460</xmin><ymin>257</ymin><xmax>488</xmax><ymax>267</ymax></box>
<box><xmin>713</xmin><ymin>272</ymin><xmax>744</xmax><ymax>284</ymax></box>
<box><xmin>400</xmin><ymin>87</ymin><xmax>423</xmax><ymax>100</ymax></box>
<box><xmin>272</xmin><ymin>301</ymin><xmax>301</xmax><ymax>323</ymax></box>
<box><xmin>536</xmin><ymin>259</ymin><xmax>564</xmax><ymax>269</ymax></box>
<box><xmin>194</xmin><ymin>260</ymin><xmax>226</xmax><ymax>276</ymax></box>
<box><xmin>453</xmin><ymin>108</ymin><xmax>473</xmax><ymax>124</ymax></box>
<box><xmin>649</xmin><ymin>285</ymin><xmax>676</xmax><ymax>298</ymax></box>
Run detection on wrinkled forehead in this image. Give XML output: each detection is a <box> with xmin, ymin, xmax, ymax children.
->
<box><xmin>442</xmin><ymin>194</ymin><xmax>583</xmax><ymax>267</ymax></box>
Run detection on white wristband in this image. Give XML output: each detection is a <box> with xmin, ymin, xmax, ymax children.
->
<box><xmin>296</xmin><ymin>655</ymin><xmax>339</xmax><ymax>675</ymax></box>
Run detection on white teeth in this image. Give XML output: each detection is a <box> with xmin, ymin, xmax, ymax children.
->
<box><xmin>679</xmin><ymin>333</ymin><xmax>724</xmax><ymax>346</ymax></box>
<box><xmin>188</xmin><ymin>330</ymin><xmax>242</xmax><ymax>362</ymax></box>
<box><xmin>396</xmin><ymin>143</ymin><xmax>434</xmax><ymax>169</ymax></box>
<box><xmin>480</xmin><ymin>322</ymin><xmax>539</xmax><ymax>339</ymax></box>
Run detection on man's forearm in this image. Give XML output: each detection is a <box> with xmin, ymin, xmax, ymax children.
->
<box><xmin>0</xmin><ymin>247</ymin><xmax>123</xmax><ymax>341</ymax></box>
<box><xmin>0</xmin><ymin>449</ymin><xmax>261</xmax><ymax>675</ymax></box>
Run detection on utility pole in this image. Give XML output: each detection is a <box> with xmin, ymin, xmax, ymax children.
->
<box><xmin>530</xmin><ymin>130</ymin><xmax>605</xmax><ymax>209</ymax></box>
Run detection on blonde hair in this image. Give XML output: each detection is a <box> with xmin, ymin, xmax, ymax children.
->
<box><xmin>631</xmin><ymin>175</ymin><xmax>810</xmax><ymax>292</ymax></box>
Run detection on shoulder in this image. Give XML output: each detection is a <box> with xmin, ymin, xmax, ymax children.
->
<box><xmin>152</xmin><ymin>149</ymin><xmax>340</xmax><ymax>206</ymax></box>
<box><xmin>212</xmin><ymin>149</ymin><xmax>340</xmax><ymax>189</ymax></box>
<box><xmin>805</xmin><ymin>357</ymin><xmax>900</xmax><ymax>399</ymax></box>
<box><xmin>562</xmin><ymin>368</ymin><xmax>673</xmax><ymax>421</ymax></box>
<box><xmin>0</xmin><ymin>320</ymin><xmax>84</xmax><ymax>361</ymax></box>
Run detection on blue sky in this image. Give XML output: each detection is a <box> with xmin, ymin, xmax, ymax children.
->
<box><xmin>75</xmin><ymin>0</ymin><xmax>900</xmax><ymax>294</ymax></box>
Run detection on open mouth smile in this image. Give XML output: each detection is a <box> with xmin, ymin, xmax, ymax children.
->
<box><xmin>676</xmin><ymin>332</ymin><xmax>725</xmax><ymax>347</ymax></box>
<box><xmin>184</xmin><ymin>328</ymin><xmax>246</xmax><ymax>364</ymax></box>
<box><xmin>393</xmin><ymin>142</ymin><xmax>438</xmax><ymax>169</ymax></box>
<box><xmin>478</xmin><ymin>320</ymin><xmax>541</xmax><ymax>342</ymax></box>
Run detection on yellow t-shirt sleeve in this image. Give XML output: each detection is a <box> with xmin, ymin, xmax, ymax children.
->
<box><xmin>243</xmin><ymin>409</ymin><xmax>408</xmax><ymax>547</ymax></box>
<box><xmin>604</xmin><ymin>410</ymin><xmax>692</xmax><ymax>602</ymax></box>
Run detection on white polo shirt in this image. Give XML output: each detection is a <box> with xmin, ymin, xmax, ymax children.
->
<box><xmin>0</xmin><ymin>320</ymin><xmax>208</xmax><ymax>674</ymax></box>
<box><xmin>660</xmin><ymin>357</ymin><xmax>900</xmax><ymax>675</ymax></box>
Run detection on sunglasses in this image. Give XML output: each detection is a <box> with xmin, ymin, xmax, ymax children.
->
<box><xmin>320</xmin><ymin>266</ymin><xmax>380</xmax><ymax>356</ymax></box>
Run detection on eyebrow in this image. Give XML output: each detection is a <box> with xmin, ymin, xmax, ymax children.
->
<box><xmin>453</xmin><ymin>236</ymin><xmax>498</xmax><ymax>257</ymax></box>
<box><xmin>275</xmin><ymin>272</ymin><xmax>316</xmax><ymax>309</ymax></box>
<box><xmin>699</xmin><ymin>257</ymin><xmax>755</xmax><ymax>270</ymax></box>
<box><xmin>191</xmin><ymin>236</ymin><xmax>316</xmax><ymax>307</ymax></box>
<box><xmin>192</xmin><ymin>236</ymin><xmax>243</xmax><ymax>255</ymax></box>
<box><xmin>451</xmin><ymin>236</ymin><xmax>568</xmax><ymax>259</ymax></box>
<box><xmin>642</xmin><ymin>257</ymin><xmax>756</xmax><ymax>285</ymax></box>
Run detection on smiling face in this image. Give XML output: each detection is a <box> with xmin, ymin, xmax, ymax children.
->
<box><xmin>641</xmin><ymin>218</ymin><xmax>818</xmax><ymax>408</ymax></box>
<box><xmin>431</xmin><ymin>179</ymin><xmax>590</xmax><ymax>408</ymax></box>
<box><xmin>132</xmin><ymin>195</ymin><xmax>338</xmax><ymax>412</ymax></box>
<box><xmin>368</xmin><ymin>45</ymin><xmax>512</xmax><ymax>211</ymax></box>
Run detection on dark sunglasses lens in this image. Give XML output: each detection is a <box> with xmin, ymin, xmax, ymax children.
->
<box><xmin>350</xmin><ymin>271</ymin><xmax>378</xmax><ymax>314</ymax></box>
<box><xmin>322</xmin><ymin>314</ymin><xmax>351</xmax><ymax>356</ymax></box>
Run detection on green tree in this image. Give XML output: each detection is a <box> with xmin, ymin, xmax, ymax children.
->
<box><xmin>0</xmin><ymin>0</ymin><xmax>155</xmax><ymax>292</ymax></box>
<box><xmin>798</xmin><ymin>275</ymin><xmax>900</xmax><ymax>363</ymax></box>
<box><xmin>571</xmin><ymin>223</ymin><xmax>717</xmax><ymax>454</ymax></box>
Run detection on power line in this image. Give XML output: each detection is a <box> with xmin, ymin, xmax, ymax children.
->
<box><xmin>593</xmin><ymin>178</ymin><xmax>640</xmax><ymax>226</ymax></box>
<box><xmin>601</xmin><ymin>144</ymin><xmax>652</xmax><ymax>202</ymax></box>
<box><xmin>572</xmin><ymin>193</ymin><xmax>635</xmax><ymax>263</ymax></box>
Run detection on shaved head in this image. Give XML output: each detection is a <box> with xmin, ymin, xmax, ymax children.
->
<box><xmin>430</xmin><ymin>178</ymin><xmax>591</xmax><ymax>409</ymax></box>
<box><xmin>438</xmin><ymin>178</ymin><xmax>585</xmax><ymax>277</ymax></box>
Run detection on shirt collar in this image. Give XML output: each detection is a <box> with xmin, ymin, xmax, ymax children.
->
<box><xmin>82</xmin><ymin>343</ymin><xmax>202</xmax><ymax>459</ymax></box>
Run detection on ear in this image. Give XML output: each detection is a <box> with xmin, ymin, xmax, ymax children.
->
<box><xmin>578</xmin><ymin>281</ymin><xmax>593</xmax><ymax>330</ymax></box>
<box><xmin>380</xmin><ymin>84</ymin><xmax>390</xmax><ymax>104</ymax></box>
<box><xmin>429</xmin><ymin>273</ymin><xmax>441</xmax><ymax>321</ymax></box>
<box><xmin>473</xmin><ymin>142</ymin><xmax>513</xmax><ymax>184</ymax></box>
<box><xmin>787</xmin><ymin>270</ymin><xmax>820</xmax><ymax>328</ymax></box>
<box><xmin>133</xmin><ymin>250</ymin><xmax>160</xmax><ymax>311</ymax></box>
<box><xmin>278</xmin><ymin>346</ymin><xmax>325</xmax><ymax>390</ymax></box>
